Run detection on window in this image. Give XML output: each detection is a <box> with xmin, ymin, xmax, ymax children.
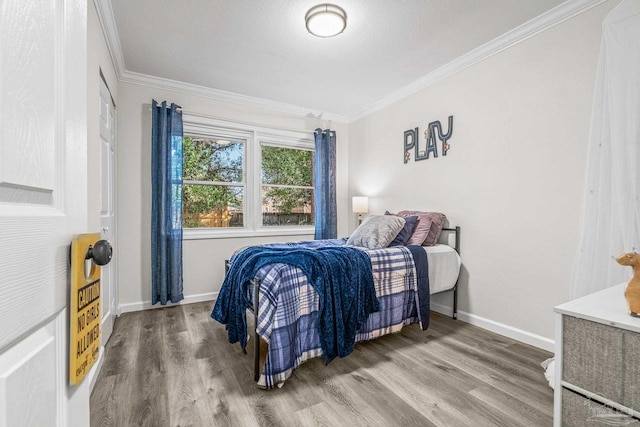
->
<box><xmin>261</xmin><ymin>145</ymin><xmax>314</xmax><ymax>227</ymax></box>
<box><xmin>182</xmin><ymin>115</ymin><xmax>314</xmax><ymax>238</ymax></box>
<box><xmin>182</xmin><ymin>136</ymin><xmax>245</xmax><ymax>228</ymax></box>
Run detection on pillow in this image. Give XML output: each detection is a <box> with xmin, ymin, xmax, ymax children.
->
<box><xmin>384</xmin><ymin>212</ymin><xmax>418</xmax><ymax>246</ymax></box>
<box><xmin>396</xmin><ymin>211</ymin><xmax>447</xmax><ymax>246</ymax></box>
<box><xmin>347</xmin><ymin>215</ymin><xmax>406</xmax><ymax>249</ymax></box>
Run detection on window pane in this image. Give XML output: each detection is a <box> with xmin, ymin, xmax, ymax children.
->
<box><xmin>262</xmin><ymin>187</ymin><xmax>314</xmax><ymax>226</ymax></box>
<box><xmin>183</xmin><ymin>184</ymin><xmax>243</xmax><ymax>228</ymax></box>
<box><xmin>261</xmin><ymin>146</ymin><xmax>313</xmax><ymax>186</ymax></box>
<box><xmin>183</xmin><ymin>136</ymin><xmax>243</xmax><ymax>182</ymax></box>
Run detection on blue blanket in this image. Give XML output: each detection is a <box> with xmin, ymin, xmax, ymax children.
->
<box><xmin>211</xmin><ymin>244</ymin><xmax>380</xmax><ymax>363</ymax></box>
<box><xmin>407</xmin><ymin>245</ymin><xmax>430</xmax><ymax>330</ymax></box>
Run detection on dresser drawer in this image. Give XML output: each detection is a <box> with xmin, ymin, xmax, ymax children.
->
<box><xmin>563</xmin><ymin>315</ymin><xmax>640</xmax><ymax>410</ymax></box>
<box><xmin>562</xmin><ymin>387</ymin><xmax>639</xmax><ymax>426</ymax></box>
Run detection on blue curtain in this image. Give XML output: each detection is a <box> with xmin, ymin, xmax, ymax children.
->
<box><xmin>151</xmin><ymin>100</ymin><xmax>184</xmax><ymax>305</ymax></box>
<box><xmin>314</xmin><ymin>129</ymin><xmax>337</xmax><ymax>240</ymax></box>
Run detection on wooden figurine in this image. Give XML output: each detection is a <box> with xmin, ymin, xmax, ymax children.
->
<box><xmin>616</xmin><ymin>252</ymin><xmax>640</xmax><ymax>317</ymax></box>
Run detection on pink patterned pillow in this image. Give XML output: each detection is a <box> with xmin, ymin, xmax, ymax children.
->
<box><xmin>396</xmin><ymin>211</ymin><xmax>447</xmax><ymax>246</ymax></box>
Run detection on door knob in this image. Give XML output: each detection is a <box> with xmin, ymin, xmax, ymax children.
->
<box><xmin>102</xmin><ymin>226</ymin><xmax>109</xmax><ymax>233</ymax></box>
<box><xmin>86</xmin><ymin>240</ymin><xmax>112</xmax><ymax>266</ymax></box>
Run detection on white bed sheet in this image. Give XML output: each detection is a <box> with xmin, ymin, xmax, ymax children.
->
<box><xmin>425</xmin><ymin>244</ymin><xmax>461</xmax><ymax>294</ymax></box>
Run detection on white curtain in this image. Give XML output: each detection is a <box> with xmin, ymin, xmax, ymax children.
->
<box><xmin>571</xmin><ymin>0</ymin><xmax>640</xmax><ymax>299</ymax></box>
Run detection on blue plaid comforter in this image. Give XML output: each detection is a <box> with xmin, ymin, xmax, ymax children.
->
<box><xmin>251</xmin><ymin>243</ymin><xmax>428</xmax><ymax>389</ymax></box>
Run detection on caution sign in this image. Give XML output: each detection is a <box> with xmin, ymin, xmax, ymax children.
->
<box><xmin>69</xmin><ymin>233</ymin><xmax>101</xmax><ymax>385</ymax></box>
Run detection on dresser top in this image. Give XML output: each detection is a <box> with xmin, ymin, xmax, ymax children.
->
<box><xmin>555</xmin><ymin>282</ymin><xmax>640</xmax><ymax>334</ymax></box>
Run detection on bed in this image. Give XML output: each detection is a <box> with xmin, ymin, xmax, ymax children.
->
<box><xmin>213</xmin><ymin>224</ymin><xmax>461</xmax><ymax>389</ymax></box>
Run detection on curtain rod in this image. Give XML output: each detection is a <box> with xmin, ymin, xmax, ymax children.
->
<box><xmin>182</xmin><ymin>110</ymin><xmax>330</xmax><ymax>134</ymax></box>
<box><xmin>152</xmin><ymin>103</ymin><xmax>182</xmax><ymax>112</ymax></box>
<box><xmin>149</xmin><ymin>107</ymin><xmax>329</xmax><ymax>134</ymax></box>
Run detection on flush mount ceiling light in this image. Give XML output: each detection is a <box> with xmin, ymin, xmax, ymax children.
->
<box><xmin>305</xmin><ymin>4</ymin><xmax>347</xmax><ymax>38</ymax></box>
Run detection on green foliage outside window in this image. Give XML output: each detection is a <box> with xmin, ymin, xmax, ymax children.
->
<box><xmin>262</xmin><ymin>146</ymin><xmax>314</xmax><ymax>216</ymax></box>
<box><xmin>182</xmin><ymin>137</ymin><xmax>243</xmax><ymax>228</ymax></box>
<box><xmin>182</xmin><ymin>136</ymin><xmax>314</xmax><ymax>228</ymax></box>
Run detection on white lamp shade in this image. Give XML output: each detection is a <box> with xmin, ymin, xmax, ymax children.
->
<box><xmin>352</xmin><ymin>196</ymin><xmax>369</xmax><ymax>213</ymax></box>
<box><xmin>305</xmin><ymin>4</ymin><xmax>347</xmax><ymax>38</ymax></box>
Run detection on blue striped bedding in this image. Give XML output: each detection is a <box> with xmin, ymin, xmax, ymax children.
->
<box><xmin>248</xmin><ymin>243</ymin><xmax>428</xmax><ymax>389</ymax></box>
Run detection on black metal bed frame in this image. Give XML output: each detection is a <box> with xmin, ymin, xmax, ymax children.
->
<box><xmin>225</xmin><ymin>225</ymin><xmax>461</xmax><ymax>382</ymax></box>
<box><xmin>438</xmin><ymin>226</ymin><xmax>461</xmax><ymax>320</ymax></box>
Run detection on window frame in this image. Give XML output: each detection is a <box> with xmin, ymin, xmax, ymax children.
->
<box><xmin>182</xmin><ymin>114</ymin><xmax>315</xmax><ymax>240</ymax></box>
<box><xmin>182</xmin><ymin>131</ymin><xmax>249</xmax><ymax>230</ymax></box>
<box><xmin>257</xmin><ymin>136</ymin><xmax>315</xmax><ymax>230</ymax></box>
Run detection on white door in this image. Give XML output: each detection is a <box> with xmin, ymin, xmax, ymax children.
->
<box><xmin>0</xmin><ymin>1</ymin><xmax>89</xmax><ymax>426</ymax></box>
<box><xmin>99</xmin><ymin>78</ymin><xmax>117</xmax><ymax>344</ymax></box>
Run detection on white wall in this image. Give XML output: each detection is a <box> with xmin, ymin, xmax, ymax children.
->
<box><xmin>110</xmin><ymin>0</ymin><xmax>620</xmax><ymax>348</ymax></box>
<box><xmin>116</xmin><ymin>82</ymin><xmax>349</xmax><ymax>310</ymax></box>
<box><xmin>348</xmin><ymin>1</ymin><xmax>618</xmax><ymax>345</ymax></box>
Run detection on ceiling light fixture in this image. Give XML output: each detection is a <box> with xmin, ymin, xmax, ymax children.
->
<box><xmin>305</xmin><ymin>4</ymin><xmax>347</xmax><ymax>38</ymax></box>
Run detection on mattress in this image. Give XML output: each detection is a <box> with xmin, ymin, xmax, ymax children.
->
<box><xmin>236</xmin><ymin>242</ymin><xmax>460</xmax><ymax>295</ymax></box>
<box><xmin>425</xmin><ymin>244</ymin><xmax>461</xmax><ymax>294</ymax></box>
<box><xmin>227</xmin><ymin>242</ymin><xmax>461</xmax><ymax>388</ymax></box>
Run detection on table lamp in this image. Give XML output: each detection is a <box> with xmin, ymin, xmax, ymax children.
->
<box><xmin>352</xmin><ymin>196</ymin><xmax>369</xmax><ymax>225</ymax></box>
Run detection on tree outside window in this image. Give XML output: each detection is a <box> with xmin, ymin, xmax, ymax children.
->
<box><xmin>261</xmin><ymin>145</ymin><xmax>314</xmax><ymax>227</ymax></box>
<box><xmin>182</xmin><ymin>136</ymin><xmax>245</xmax><ymax>228</ymax></box>
<box><xmin>182</xmin><ymin>135</ymin><xmax>315</xmax><ymax>229</ymax></box>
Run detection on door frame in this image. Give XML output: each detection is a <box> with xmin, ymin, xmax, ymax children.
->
<box><xmin>98</xmin><ymin>70</ymin><xmax>118</xmax><ymax>347</ymax></box>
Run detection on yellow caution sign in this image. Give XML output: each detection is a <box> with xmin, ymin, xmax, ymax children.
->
<box><xmin>69</xmin><ymin>233</ymin><xmax>102</xmax><ymax>385</ymax></box>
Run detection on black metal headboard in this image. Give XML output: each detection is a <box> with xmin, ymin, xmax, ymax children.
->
<box><xmin>441</xmin><ymin>226</ymin><xmax>461</xmax><ymax>254</ymax></box>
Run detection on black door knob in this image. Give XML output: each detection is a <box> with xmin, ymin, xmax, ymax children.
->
<box><xmin>86</xmin><ymin>240</ymin><xmax>112</xmax><ymax>266</ymax></box>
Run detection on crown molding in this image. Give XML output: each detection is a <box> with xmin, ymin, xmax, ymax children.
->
<box><xmin>93</xmin><ymin>0</ymin><xmax>126</xmax><ymax>77</ymax></box>
<box><xmin>93</xmin><ymin>0</ymin><xmax>347</xmax><ymax>122</ymax></box>
<box><xmin>94</xmin><ymin>0</ymin><xmax>607</xmax><ymax>124</ymax></box>
<box><xmin>347</xmin><ymin>0</ymin><xmax>609</xmax><ymax>122</ymax></box>
<box><xmin>118</xmin><ymin>69</ymin><xmax>349</xmax><ymax>123</ymax></box>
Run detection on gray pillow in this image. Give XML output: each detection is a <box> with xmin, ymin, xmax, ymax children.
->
<box><xmin>347</xmin><ymin>215</ymin><xmax>406</xmax><ymax>249</ymax></box>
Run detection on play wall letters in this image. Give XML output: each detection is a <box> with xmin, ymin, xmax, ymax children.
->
<box><xmin>404</xmin><ymin>116</ymin><xmax>454</xmax><ymax>163</ymax></box>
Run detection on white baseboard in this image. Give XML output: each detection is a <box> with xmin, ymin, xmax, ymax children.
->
<box><xmin>118</xmin><ymin>292</ymin><xmax>217</xmax><ymax>315</ymax></box>
<box><xmin>118</xmin><ymin>294</ymin><xmax>554</xmax><ymax>352</ymax></box>
<box><xmin>430</xmin><ymin>301</ymin><xmax>555</xmax><ymax>353</ymax></box>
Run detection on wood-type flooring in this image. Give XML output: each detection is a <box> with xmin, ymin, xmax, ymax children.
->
<box><xmin>90</xmin><ymin>301</ymin><xmax>554</xmax><ymax>426</ymax></box>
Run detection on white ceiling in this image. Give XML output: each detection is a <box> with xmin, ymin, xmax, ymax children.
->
<box><xmin>107</xmin><ymin>0</ymin><xmax>572</xmax><ymax>120</ymax></box>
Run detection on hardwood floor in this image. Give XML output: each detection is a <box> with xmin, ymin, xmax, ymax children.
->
<box><xmin>90</xmin><ymin>302</ymin><xmax>554</xmax><ymax>426</ymax></box>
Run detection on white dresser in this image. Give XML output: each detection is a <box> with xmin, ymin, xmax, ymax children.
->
<box><xmin>554</xmin><ymin>283</ymin><xmax>640</xmax><ymax>426</ymax></box>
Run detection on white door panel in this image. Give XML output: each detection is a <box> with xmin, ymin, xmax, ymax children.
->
<box><xmin>0</xmin><ymin>1</ymin><xmax>56</xmax><ymax>198</ymax></box>
<box><xmin>0</xmin><ymin>316</ymin><xmax>59</xmax><ymax>427</ymax></box>
<box><xmin>99</xmin><ymin>78</ymin><xmax>116</xmax><ymax>344</ymax></box>
<box><xmin>0</xmin><ymin>0</ymin><xmax>88</xmax><ymax>425</ymax></box>
<box><xmin>0</xmin><ymin>0</ymin><xmax>67</xmax><ymax>353</ymax></box>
